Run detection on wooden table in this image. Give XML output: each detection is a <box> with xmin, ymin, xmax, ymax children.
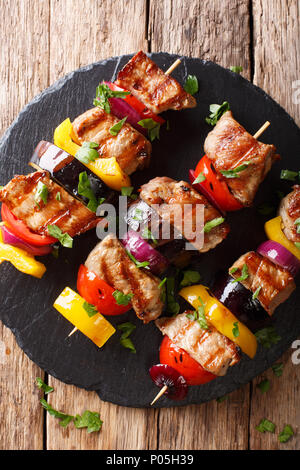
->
<box><xmin>0</xmin><ymin>0</ymin><xmax>299</xmax><ymax>450</ymax></box>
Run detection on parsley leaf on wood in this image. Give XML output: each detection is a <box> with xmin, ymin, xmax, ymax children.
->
<box><xmin>272</xmin><ymin>363</ymin><xmax>284</xmax><ymax>377</ymax></box>
<box><xmin>36</xmin><ymin>377</ymin><xmax>54</xmax><ymax>395</ymax></box>
<box><xmin>230</xmin><ymin>66</ymin><xmax>243</xmax><ymax>74</ymax></box>
<box><xmin>255</xmin><ymin>326</ymin><xmax>281</xmax><ymax>349</ymax></box>
<box><xmin>257</xmin><ymin>379</ymin><xmax>270</xmax><ymax>393</ymax></box>
<box><xmin>40</xmin><ymin>398</ymin><xmax>74</xmax><ymax>428</ymax></box>
<box><xmin>278</xmin><ymin>425</ymin><xmax>294</xmax><ymax>443</ymax></box>
<box><xmin>74</xmin><ymin>410</ymin><xmax>103</xmax><ymax>433</ymax></box>
<box><xmin>256</xmin><ymin>418</ymin><xmax>275</xmax><ymax>433</ymax></box>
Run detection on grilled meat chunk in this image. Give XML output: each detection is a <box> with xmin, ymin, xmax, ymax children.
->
<box><xmin>139</xmin><ymin>176</ymin><xmax>229</xmax><ymax>252</ymax></box>
<box><xmin>72</xmin><ymin>107</ymin><xmax>151</xmax><ymax>175</ymax></box>
<box><xmin>279</xmin><ymin>185</ymin><xmax>300</xmax><ymax>243</ymax></box>
<box><xmin>229</xmin><ymin>251</ymin><xmax>295</xmax><ymax>315</ymax></box>
<box><xmin>156</xmin><ymin>313</ymin><xmax>240</xmax><ymax>376</ymax></box>
<box><xmin>85</xmin><ymin>233</ymin><xmax>164</xmax><ymax>323</ymax></box>
<box><xmin>116</xmin><ymin>51</ymin><xmax>197</xmax><ymax>114</ymax></box>
<box><xmin>204</xmin><ymin>111</ymin><xmax>280</xmax><ymax>206</ymax></box>
<box><xmin>0</xmin><ymin>171</ymin><xmax>99</xmax><ymax>237</ymax></box>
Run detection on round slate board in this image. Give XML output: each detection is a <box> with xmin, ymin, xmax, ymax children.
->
<box><xmin>0</xmin><ymin>53</ymin><xmax>300</xmax><ymax>408</ymax></box>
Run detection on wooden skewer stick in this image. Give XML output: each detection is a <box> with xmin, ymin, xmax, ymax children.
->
<box><xmin>253</xmin><ymin>120</ymin><xmax>270</xmax><ymax>139</ymax></box>
<box><xmin>165</xmin><ymin>58</ymin><xmax>181</xmax><ymax>76</ymax></box>
<box><xmin>28</xmin><ymin>161</ymin><xmax>43</xmax><ymax>171</ymax></box>
<box><xmin>150</xmin><ymin>384</ymin><xmax>168</xmax><ymax>406</ymax></box>
<box><xmin>68</xmin><ymin>326</ymin><xmax>78</xmax><ymax>337</ymax></box>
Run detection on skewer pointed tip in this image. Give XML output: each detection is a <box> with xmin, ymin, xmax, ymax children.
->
<box><xmin>165</xmin><ymin>59</ymin><xmax>181</xmax><ymax>76</ymax></box>
<box><xmin>150</xmin><ymin>384</ymin><xmax>168</xmax><ymax>406</ymax></box>
<box><xmin>68</xmin><ymin>326</ymin><xmax>78</xmax><ymax>337</ymax></box>
<box><xmin>253</xmin><ymin>120</ymin><xmax>270</xmax><ymax>139</ymax></box>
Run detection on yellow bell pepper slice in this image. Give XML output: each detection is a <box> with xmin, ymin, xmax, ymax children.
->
<box><xmin>53</xmin><ymin>118</ymin><xmax>131</xmax><ymax>191</ymax></box>
<box><xmin>179</xmin><ymin>284</ymin><xmax>257</xmax><ymax>359</ymax></box>
<box><xmin>53</xmin><ymin>287</ymin><xmax>115</xmax><ymax>348</ymax></box>
<box><xmin>265</xmin><ymin>216</ymin><xmax>300</xmax><ymax>261</ymax></box>
<box><xmin>0</xmin><ymin>229</ymin><xmax>46</xmax><ymax>278</ymax></box>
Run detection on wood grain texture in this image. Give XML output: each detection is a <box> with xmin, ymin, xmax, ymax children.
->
<box><xmin>149</xmin><ymin>0</ymin><xmax>251</xmax><ymax>79</ymax></box>
<box><xmin>253</xmin><ymin>0</ymin><xmax>300</xmax><ymax>125</ymax></box>
<box><xmin>0</xmin><ymin>0</ymin><xmax>50</xmax><ymax>450</ymax></box>
<box><xmin>46</xmin><ymin>0</ymin><xmax>156</xmax><ymax>450</ymax></box>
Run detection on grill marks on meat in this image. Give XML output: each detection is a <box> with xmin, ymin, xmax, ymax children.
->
<box><xmin>72</xmin><ymin>107</ymin><xmax>151</xmax><ymax>175</ymax></box>
<box><xmin>156</xmin><ymin>313</ymin><xmax>240</xmax><ymax>376</ymax></box>
<box><xmin>0</xmin><ymin>171</ymin><xmax>99</xmax><ymax>237</ymax></box>
<box><xmin>204</xmin><ymin>111</ymin><xmax>280</xmax><ymax>206</ymax></box>
<box><xmin>279</xmin><ymin>185</ymin><xmax>300</xmax><ymax>243</ymax></box>
<box><xmin>139</xmin><ymin>176</ymin><xmax>229</xmax><ymax>252</ymax></box>
<box><xmin>116</xmin><ymin>51</ymin><xmax>197</xmax><ymax>114</ymax></box>
<box><xmin>84</xmin><ymin>234</ymin><xmax>164</xmax><ymax>323</ymax></box>
<box><xmin>229</xmin><ymin>251</ymin><xmax>295</xmax><ymax>315</ymax></box>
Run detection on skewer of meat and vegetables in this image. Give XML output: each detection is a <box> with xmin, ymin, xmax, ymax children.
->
<box><xmin>0</xmin><ymin>52</ymin><xmax>299</xmax><ymax>408</ymax></box>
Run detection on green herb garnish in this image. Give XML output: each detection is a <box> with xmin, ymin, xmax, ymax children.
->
<box><xmin>55</xmin><ymin>191</ymin><xmax>61</xmax><ymax>202</ymax></box>
<box><xmin>94</xmin><ymin>83</ymin><xmax>130</xmax><ymax>114</ymax></box>
<box><xmin>232</xmin><ymin>321</ymin><xmax>240</xmax><ymax>338</ymax></box>
<box><xmin>112</xmin><ymin>290</ymin><xmax>133</xmax><ymax>306</ymax></box>
<box><xmin>252</xmin><ymin>286</ymin><xmax>262</xmax><ymax>300</ymax></box>
<box><xmin>231</xmin><ymin>264</ymin><xmax>249</xmax><ymax>283</ymax></box>
<box><xmin>220</xmin><ymin>163</ymin><xmax>250</xmax><ymax>179</ymax></box>
<box><xmin>229</xmin><ymin>267</ymin><xmax>238</xmax><ymax>275</ymax></box>
<box><xmin>35</xmin><ymin>181</ymin><xmax>48</xmax><ymax>208</ymax></box>
<box><xmin>230</xmin><ymin>66</ymin><xmax>243</xmax><ymax>74</ymax></box>
<box><xmin>255</xmin><ymin>326</ymin><xmax>281</xmax><ymax>349</ymax></box>
<box><xmin>187</xmin><ymin>296</ymin><xmax>208</xmax><ymax>329</ymax></box>
<box><xmin>203</xmin><ymin>217</ymin><xmax>225</xmax><ymax>233</ymax></box>
<box><xmin>117</xmin><ymin>322</ymin><xmax>136</xmax><ymax>353</ymax></box>
<box><xmin>74</xmin><ymin>410</ymin><xmax>103</xmax><ymax>433</ymax></box>
<box><xmin>205</xmin><ymin>101</ymin><xmax>230</xmax><ymax>126</ymax></box>
<box><xmin>83</xmin><ymin>301</ymin><xmax>98</xmax><ymax>317</ymax></box>
<box><xmin>193</xmin><ymin>172</ymin><xmax>206</xmax><ymax>184</ymax></box>
<box><xmin>272</xmin><ymin>363</ymin><xmax>283</xmax><ymax>377</ymax></box>
<box><xmin>132</xmin><ymin>207</ymin><xmax>144</xmax><ymax>222</ymax></box>
<box><xmin>180</xmin><ymin>270</ymin><xmax>201</xmax><ymax>287</ymax></box>
<box><xmin>75</xmin><ymin>141</ymin><xmax>99</xmax><ymax>165</ymax></box>
<box><xmin>295</xmin><ymin>242</ymin><xmax>300</xmax><ymax>250</ymax></box>
<box><xmin>256</xmin><ymin>418</ymin><xmax>276</xmax><ymax>434</ymax></box>
<box><xmin>183</xmin><ymin>75</ymin><xmax>199</xmax><ymax>95</ymax></box>
<box><xmin>47</xmin><ymin>225</ymin><xmax>73</xmax><ymax>248</ymax></box>
<box><xmin>109</xmin><ymin>116</ymin><xmax>127</xmax><ymax>136</ymax></box>
<box><xmin>278</xmin><ymin>425</ymin><xmax>294</xmax><ymax>443</ymax></box>
<box><xmin>158</xmin><ymin>277</ymin><xmax>167</xmax><ymax>289</ymax></box>
<box><xmin>36</xmin><ymin>377</ymin><xmax>54</xmax><ymax>395</ymax></box>
<box><xmin>40</xmin><ymin>398</ymin><xmax>75</xmax><ymax>428</ymax></box>
<box><xmin>280</xmin><ymin>169</ymin><xmax>299</xmax><ymax>181</ymax></box>
<box><xmin>138</xmin><ymin>118</ymin><xmax>160</xmax><ymax>142</ymax></box>
<box><xmin>126</xmin><ymin>250</ymin><xmax>150</xmax><ymax>269</ymax></box>
<box><xmin>142</xmin><ymin>227</ymin><xmax>158</xmax><ymax>245</ymax></box>
<box><xmin>294</xmin><ymin>217</ymin><xmax>300</xmax><ymax>234</ymax></box>
<box><xmin>257</xmin><ymin>379</ymin><xmax>270</xmax><ymax>393</ymax></box>
<box><xmin>78</xmin><ymin>171</ymin><xmax>99</xmax><ymax>213</ymax></box>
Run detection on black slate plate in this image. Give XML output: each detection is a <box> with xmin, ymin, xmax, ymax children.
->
<box><xmin>1</xmin><ymin>53</ymin><xmax>300</xmax><ymax>408</ymax></box>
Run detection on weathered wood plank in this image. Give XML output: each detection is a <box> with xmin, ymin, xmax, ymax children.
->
<box><xmin>149</xmin><ymin>0</ymin><xmax>252</xmax><ymax>450</ymax></box>
<box><xmin>47</xmin><ymin>0</ymin><xmax>157</xmax><ymax>450</ymax></box>
<box><xmin>250</xmin><ymin>0</ymin><xmax>300</xmax><ymax>449</ymax></box>
<box><xmin>0</xmin><ymin>0</ymin><xmax>50</xmax><ymax>450</ymax></box>
<box><xmin>149</xmin><ymin>0</ymin><xmax>251</xmax><ymax>79</ymax></box>
<box><xmin>253</xmin><ymin>0</ymin><xmax>300</xmax><ymax>126</ymax></box>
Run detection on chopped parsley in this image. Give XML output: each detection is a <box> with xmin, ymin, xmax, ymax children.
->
<box><xmin>74</xmin><ymin>410</ymin><xmax>103</xmax><ymax>433</ymax></box>
<box><xmin>138</xmin><ymin>118</ymin><xmax>160</xmax><ymax>142</ymax></box>
<box><xmin>252</xmin><ymin>286</ymin><xmax>262</xmax><ymax>300</ymax></box>
<box><xmin>35</xmin><ymin>181</ymin><xmax>48</xmax><ymax>208</ymax></box>
<box><xmin>220</xmin><ymin>163</ymin><xmax>250</xmax><ymax>178</ymax></box>
<box><xmin>192</xmin><ymin>172</ymin><xmax>206</xmax><ymax>184</ymax></box>
<box><xmin>158</xmin><ymin>277</ymin><xmax>167</xmax><ymax>289</ymax></box>
<box><xmin>142</xmin><ymin>227</ymin><xmax>158</xmax><ymax>245</ymax></box>
<box><xmin>295</xmin><ymin>242</ymin><xmax>300</xmax><ymax>250</ymax></box>
<box><xmin>180</xmin><ymin>270</ymin><xmax>201</xmax><ymax>287</ymax></box>
<box><xmin>47</xmin><ymin>225</ymin><xmax>73</xmax><ymax>248</ymax></box>
<box><xmin>186</xmin><ymin>296</ymin><xmax>208</xmax><ymax>329</ymax></box>
<box><xmin>132</xmin><ymin>207</ymin><xmax>144</xmax><ymax>222</ymax></box>
<box><xmin>230</xmin><ymin>66</ymin><xmax>243</xmax><ymax>74</ymax></box>
<box><xmin>121</xmin><ymin>186</ymin><xmax>136</xmax><ymax>199</ymax></box>
<box><xmin>126</xmin><ymin>250</ymin><xmax>150</xmax><ymax>269</ymax></box>
<box><xmin>55</xmin><ymin>191</ymin><xmax>61</xmax><ymax>202</ymax></box>
<box><xmin>255</xmin><ymin>326</ymin><xmax>281</xmax><ymax>349</ymax></box>
<box><xmin>113</xmin><ymin>290</ymin><xmax>133</xmax><ymax>306</ymax></box>
<box><xmin>78</xmin><ymin>171</ymin><xmax>99</xmax><ymax>212</ymax></box>
<box><xmin>257</xmin><ymin>379</ymin><xmax>270</xmax><ymax>393</ymax></box>
<box><xmin>232</xmin><ymin>321</ymin><xmax>240</xmax><ymax>338</ymax></box>
<box><xmin>183</xmin><ymin>75</ymin><xmax>199</xmax><ymax>95</ymax></box>
<box><xmin>203</xmin><ymin>217</ymin><xmax>225</xmax><ymax>233</ymax></box>
<box><xmin>205</xmin><ymin>101</ymin><xmax>230</xmax><ymax>126</ymax></box>
<box><xmin>83</xmin><ymin>301</ymin><xmax>98</xmax><ymax>317</ymax></box>
<box><xmin>75</xmin><ymin>141</ymin><xmax>99</xmax><ymax>165</ymax></box>
<box><xmin>117</xmin><ymin>322</ymin><xmax>136</xmax><ymax>353</ymax></box>
<box><xmin>231</xmin><ymin>264</ymin><xmax>249</xmax><ymax>283</ymax></box>
<box><xmin>109</xmin><ymin>116</ymin><xmax>127</xmax><ymax>136</ymax></box>
<box><xmin>35</xmin><ymin>377</ymin><xmax>54</xmax><ymax>395</ymax></box>
<box><xmin>278</xmin><ymin>425</ymin><xmax>294</xmax><ymax>443</ymax></box>
<box><xmin>272</xmin><ymin>363</ymin><xmax>284</xmax><ymax>377</ymax></box>
<box><xmin>256</xmin><ymin>418</ymin><xmax>275</xmax><ymax>434</ymax></box>
<box><xmin>94</xmin><ymin>83</ymin><xmax>130</xmax><ymax>114</ymax></box>
<box><xmin>294</xmin><ymin>217</ymin><xmax>300</xmax><ymax>234</ymax></box>
<box><xmin>280</xmin><ymin>169</ymin><xmax>299</xmax><ymax>181</ymax></box>
<box><xmin>229</xmin><ymin>267</ymin><xmax>238</xmax><ymax>275</ymax></box>
<box><xmin>40</xmin><ymin>399</ymin><xmax>75</xmax><ymax>428</ymax></box>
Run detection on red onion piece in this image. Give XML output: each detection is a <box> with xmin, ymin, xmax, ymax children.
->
<box><xmin>189</xmin><ymin>169</ymin><xmax>225</xmax><ymax>216</ymax></box>
<box><xmin>105</xmin><ymin>82</ymin><xmax>147</xmax><ymax>135</ymax></box>
<box><xmin>0</xmin><ymin>224</ymin><xmax>52</xmax><ymax>256</ymax></box>
<box><xmin>121</xmin><ymin>230</ymin><xmax>169</xmax><ymax>275</ymax></box>
<box><xmin>149</xmin><ymin>364</ymin><xmax>188</xmax><ymax>401</ymax></box>
<box><xmin>257</xmin><ymin>240</ymin><xmax>300</xmax><ymax>277</ymax></box>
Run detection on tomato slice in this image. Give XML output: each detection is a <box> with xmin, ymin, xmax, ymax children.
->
<box><xmin>194</xmin><ymin>155</ymin><xmax>242</xmax><ymax>212</ymax></box>
<box><xmin>109</xmin><ymin>82</ymin><xmax>165</xmax><ymax>125</ymax></box>
<box><xmin>1</xmin><ymin>204</ymin><xmax>56</xmax><ymax>246</ymax></box>
<box><xmin>159</xmin><ymin>336</ymin><xmax>216</xmax><ymax>386</ymax></box>
<box><xmin>77</xmin><ymin>264</ymin><xmax>131</xmax><ymax>316</ymax></box>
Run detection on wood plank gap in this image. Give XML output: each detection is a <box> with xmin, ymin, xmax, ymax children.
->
<box><xmin>248</xmin><ymin>0</ymin><xmax>255</xmax><ymax>82</ymax></box>
<box><xmin>145</xmin><ymin>0</ymin><xmax>151</xmax><ymax>52</ymax></box>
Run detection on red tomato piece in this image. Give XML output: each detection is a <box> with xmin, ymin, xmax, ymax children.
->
<box><xmin>194</xmin><ymin>155</ymin><xmax>242</xmax><ymax>212</ymax></box>
<box><xmin>1</xmin><ymin>203</ymin><xmax>56</xmax><ymax>247</ymax></box>
<box><xmin>159</xmin><ymin>335</ymin><xmax>216</xmax><ymax>386</ymax></box>
<box><xmin>77</xmin><ymin>264</ymin><xmax>131</xmax><ymax>316</ymax></box>
<box><xmin>109</xmin><ymin>82</ymin><xmax>165</xmax><ymax>125</ymax></box>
